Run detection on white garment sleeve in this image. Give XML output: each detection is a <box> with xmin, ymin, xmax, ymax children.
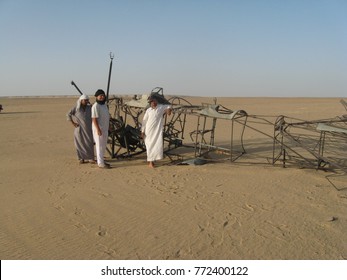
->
<box><xmin>141</xmin><ymin>109</ymin><xmax>148</xmax><ymax>133</ymax></box>
<box><xmin>91</xmin><ymin>104</ymin><xmax>99</xmax><ymax>118</ymax></box>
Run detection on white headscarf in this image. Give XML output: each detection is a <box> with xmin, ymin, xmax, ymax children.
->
<box><xmin>76</xmin><ymin>94</ymin><xmax>89</xmax><ymax>110</ymax></box>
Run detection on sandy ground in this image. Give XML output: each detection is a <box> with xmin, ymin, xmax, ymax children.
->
<box><xmin>0</xmin><ymin>96</ymin><xmax>346</xmax><ymax>260</ymax></box>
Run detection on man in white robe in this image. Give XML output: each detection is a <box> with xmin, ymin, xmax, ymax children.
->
<box><xmin>92</xmin><ymin>89</ymin><xmax>111</xmax><ymax>169</ymax></box>
<box><xmin>141</xmin><ymin>97</ymin><xmax>172</xmax><ymax>168</ymax></box>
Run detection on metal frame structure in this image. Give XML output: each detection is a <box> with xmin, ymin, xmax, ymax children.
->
<box><xmin>189</xmin><ymin>104</ymin><xmax>248</xmax><ymax>162</ymax></box>
<box><xmin>105</xmin><ymin>91</ymin><xmax>251</xmax><ymax>163</ymax></box>
<box><xmin>107</xmin><ymin>95</ymin><xmax>146</xmax><ymax>158</ymax></box>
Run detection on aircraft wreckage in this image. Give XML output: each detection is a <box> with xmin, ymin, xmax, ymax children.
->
<box><xmin>71</xmin><ymin>54</ymin><xmax>347</xmax><ymax>190</ymax></box>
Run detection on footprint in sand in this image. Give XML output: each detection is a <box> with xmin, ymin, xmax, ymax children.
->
<box><xmin>60</xmin><ymin>193</ymin><xmax>68</xmax><ymax>200</ymax></box>
<box><xmin>243</xmin><ymin>203</ymin><xmax>255</xmax><ymax>212</ymax></box>
<box><xmin>197</xmin><ymin>224</ymin><xmax>205</xmax><ymax>232</ymax></box>
<box><xmin>46</xmin><ymin>187</ymin><xmax>55</xmax><ymax>196</ymax></box>
<box><xmin>337</xmin><ymin>193</ymin><xmax>347</xmax><ymax>200</ymax></box>
<box><xmin>97</xmin><ymin>226</ymin><xmax>107</xmax><ymax>237</ymax></box>
<box><xmin>74</xmin><ymin>208</ymin><xmax>82</xmax><ymax>215</ymax></box>
<box><xmin>54</xmin><ymin>205</ymin><xmax>64</xmax><ymax>211</ymax></box>
<box><xmin>99</xmin><ymin>192</ymin><xmax>112</xmax><ymax>198</ymax></box>
<box><xmin>74</xmin><ymin>222</ymin><xmax>89</xmax><ymax>233</ymax></box>
<box><xmin>163</xmin><ymin>199</ymin><xmax>173</xmax><ymax>205</ymax></box>
<box><xmin>96</xmin><ymin>243</ymin><xmax>117</xmax><ymax>257</ymax></box>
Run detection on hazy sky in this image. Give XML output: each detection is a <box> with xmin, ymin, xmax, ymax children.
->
<box><xmin>1</xmin><ymin>0</ymin><xmax>346</xmax><ymax>97</ymax></box>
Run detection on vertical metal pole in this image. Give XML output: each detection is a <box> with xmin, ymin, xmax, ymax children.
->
<box><xmin>230</xmin><ymin>120</ymin><xmax>234</xmax><ymax>162</ymax></box>
<box><xmin>195</xmin><ymin>116</ymin><xmax>200</xmax><ymax>157</ymax></box>
<box><xmin>318</xmin><ymin>131</ymin><xmax>326</xmax><ymax>168</ymax></box>
<box><xmin>211</xmin><ymin>118</ymin><xmax>216</xmax><ymax>147</ymax></box>
<box><xmin>182</xmin><ymin>112</ymin><xmax>187</xmax><ymax>139</ymax></box>
<box><xmin>202</xmin><ymin>116</ymin><xmax>208</xmax><ymax>153</ymax></box>
<box><xmin>106</xmin><ymin>52</ymin><xmax>114</xmax><ymax>105</ymax></box>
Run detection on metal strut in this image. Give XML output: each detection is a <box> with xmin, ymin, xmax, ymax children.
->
<box><xmin>106</xmin><ymin>52</ymin><xmax>114</xmax><ymax>104</ymax></box>
<box><xmin>71</xmin><ymin>80</ymin><xmax>84</xmax><ymax>95</ymax></box>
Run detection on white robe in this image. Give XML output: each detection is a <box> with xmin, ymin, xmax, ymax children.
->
<box><xmin>141</xmin><ymin>104</ymin><xmax>171</xmax><ymax>162</ymax></box>
<box><xmin>91</xmin><ymin>103</ymin><xmax>110</xmax><ymax>166</ymax></box>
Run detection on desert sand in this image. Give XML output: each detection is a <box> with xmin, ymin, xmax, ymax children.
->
<box><xmin>0</xmin><ymin>96</ymin><xmax>346</xmax><ymax>260</ymax></box>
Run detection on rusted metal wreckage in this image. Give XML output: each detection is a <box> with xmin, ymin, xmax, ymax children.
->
<box><xmin>105</xmin><ymin>89</ymin><xmax>347</xmax><ymax>190</ymax></box>
<box><xmin>71</xmin><ymin>55</ymin><xmax>347</xmax><ymax>190</ymax></box>
<box><xmin>106</xmin><ymin>87</ymin><xmax>248</xmax><ymax>161</ymax></box>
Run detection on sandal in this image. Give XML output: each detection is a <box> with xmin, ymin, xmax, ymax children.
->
<box><xmin>88</xmin><ymin>160</ymin><xmax>97</xmax><ymax>164</ymax></box>
<box><xmin>79</xmin><ymin>159</ymin><xmax>85</xmax><ymax>164</ymax></box>
<box><xmin>99</xmin><ymin>164</ymin><xmax>111</xmax><ymax>169</ymax></box>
